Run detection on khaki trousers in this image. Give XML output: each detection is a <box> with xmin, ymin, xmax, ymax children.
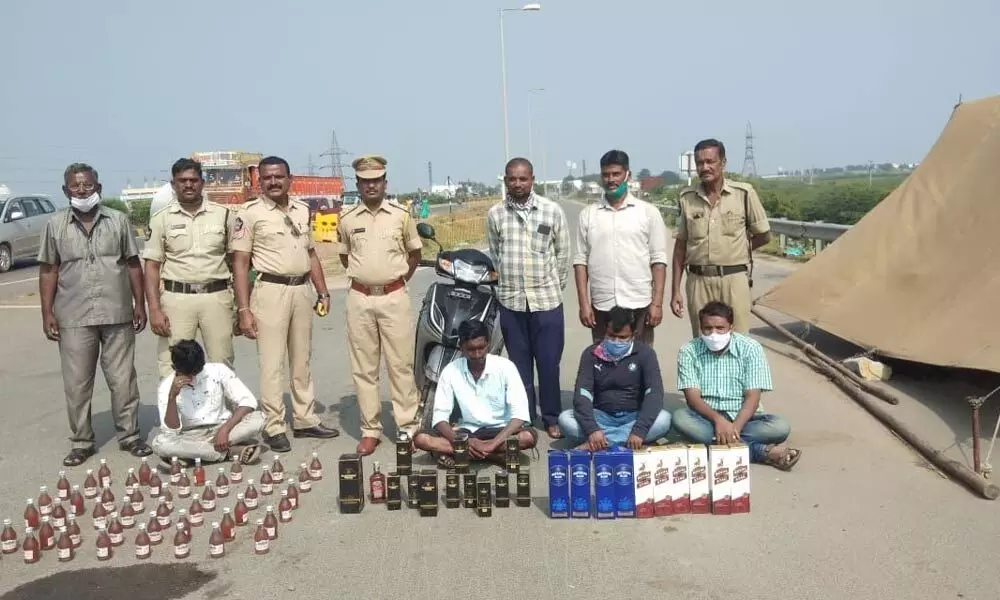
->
<box><xmin>149</xmin><ymin>411</ymin><xmax>266</xmax><ymax>463</ymax></box>
<box><xmin>251</xmin><ymin>281</ymin><xmax>321</xmax><ymax>436</ymax></box>
<box><xmin>685</xmin><ymin>271</ymin><xmax>752</xmax><ymax>338</ymax></box>
<box><xmin>58</xmin><ymin>323</ymin><xmax>141</xmax><ymax>450</ymax></box>
<box><xmin>346</xmin><ymin>287</ymin><xmax>420</xmax><ymax>439</ymax></box>
<box><xmin>156</xmin><ymin>289</ymin><xmax>235</xmax><ymax>378</ymax></box>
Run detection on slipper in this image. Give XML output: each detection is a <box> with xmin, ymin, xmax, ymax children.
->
<box><xmin>546</xmin><ymin>425</ymin><xmax>563</xmax><ymax>440</ymax></box>
<box><xmin>238</xmin><ymin>444</ymin><xmax>265</xmax><ymax>466</ymax></box>
<box><xmin>63</xmin><ymin>447</ymin><xmax>96</xmax><ymax>467</ymax></box>
<box><xmin>764</xmin><ymin>446</ymin><xmax>802</xmax><ymax>471</ymax></box>
<box><xmin>121</xmin><ymin>439</ymin><xmax>153</xmax><ymax>458</ymax></box>
<box><xmin>435</xmin><ymin>453</ymin><xmax>455</xmax><ymax>470</ymax></box>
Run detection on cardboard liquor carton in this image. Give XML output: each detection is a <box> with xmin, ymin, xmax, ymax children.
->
<box><xmin>386</xmin><ymin>472</ymin><xmax>402</xmax><ymax>510</ymax></box>
<box><xmin>396</xmin><ymin>432</ymin><xmax>412</xmax><ymax>476</ymax></box>
<box><xmin>462</xmin><ymin>474</ymin><xmax>477</xmax><ymax>508</ymax></box>
<box><xmin>650</xmin><ymin>447</ymin><xmax>673</xmax><ymax>516</ymax></box>
<box><xmin>494</xmin><ymin>471</ymin><xmax>510</xmax><ymax>508</ymax></box>
<box><xmin>418</xmin><ymin>469</ymin><xmax>439</xmax><ymax>517</ymax></box>
<box><xmin>593</xmin><ymin>451</ymin><xmax>615</xmax><ymax>519</ymax></box>
<box><xmin>337</xmin><ymin>454</ymin><xmax>365</xmax><ymax>514</ymax></box>
<box><xmin>515</xmin><ymin>472</ymin><xmax>531</xmax><ymax>507</ymax></box>
<box><xmin>444</xmin><ymin>471</ymin><xmax>461</xmax><ymax>509</ymax></box>
<box><xmin>452</xmin><ymin>433</ymin><xmax>470</xmax><ymax>474</ymax></box>
<box><xmin>505</xmin><ymin>436</ymin><xmax>520</xmax><ymax>473</ymax></box>
<box><xmin>665</xmin><ymin>444</ymin><xmax>689</xmax><ymax>514</ymax></box>
<box><xmin>476</xmin><ymin>476</ymin><xmax>492</xmax><ymax>517</ymax></box>
<box><xmin>547</xmin><ymin>450</ymin><xmax>569</xmax><ymax>518</ymax></box>
<box><xmin>731</xmin><ymin>444</ymin><xmax>751</xmax><ymax>514</ymax></box>
<box><xmin>611</xmin><ymin>447</ymin><xmax>635</xmax><ymax>518</ymax></box>
<box><xmin>633</xmin><ymin>449</ymin><xmax>654</xmax><ymax>519</ymax></box>
<box><xmin>687</xmin><ymin>444</ymin><xmax>709</xmax><ymax>514</ymax></box>
<box><xmin>569</xmin><ymin>450</ymin><xmax>592</xmax><ymax>519</ymax></box>
<box><xmin>709</xmin><ymin>445</ymin><xmax>732</xmax><ymax>515</ymax></box>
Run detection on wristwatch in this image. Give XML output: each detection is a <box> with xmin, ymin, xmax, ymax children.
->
<box><xmin>317</xmin><ymin>292</ymin><xmax>330</xmax><ymax>300</ymax></box>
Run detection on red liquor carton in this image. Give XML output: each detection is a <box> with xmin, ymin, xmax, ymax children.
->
<box><xmin>709</xmin><ymin>445</ymin><xmax>732</xmax><ymax>515</ymax></box>
<box><xmin>687</xmin><ymin>444</ymin><xmax>709</xmax><ymax>514</ymax></box>
<box><xmin>649</xmin><ymin>447</ymin><xmax>672</xmax><ymax>517</ymax></box>
<box><xmin>632</xmin><ymin>449</ymin><xmax>654</xmax><ymax>519</ymax></box>
<box><xmin>731</xmin><ymin>444</ymin><xmax>751</xmax><ymax>514</ymax></box>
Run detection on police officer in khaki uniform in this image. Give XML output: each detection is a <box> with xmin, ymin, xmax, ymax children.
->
<box><xmin>230</xmin><ymin>155</ymin><xmax>339</xmax><ymax>453</ymax></box>
<box><xmin>670</xmin><ymin>139</ymin><xmax>771</xmax><ymax>337</ymax></box>
<box><xmin>337</xmin><ymin>155</ymin><xmax>423</xmax><ymax>456</ymax></box>
<box><xmin>144</xmin><ymin>158</ymin><xmax>235</xmax><ymax>378</ymax></box>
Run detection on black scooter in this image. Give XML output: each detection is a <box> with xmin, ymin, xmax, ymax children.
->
<box><xmin>412</xmin><ymin>222</ymin><xmax>505</xmax><ymax>428</ymax></box>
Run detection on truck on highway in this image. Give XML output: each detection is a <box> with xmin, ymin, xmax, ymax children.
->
<box><xmin>191</xmin><ymin>151</ymin><xmax>344</xmax><ymax>219</ymax></box>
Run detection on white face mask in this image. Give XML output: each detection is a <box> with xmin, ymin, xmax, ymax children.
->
<box><xmin>701</xmin><ymin>331</ymin><xmax>731</xmax><ymax>352</ymax></box>
<box><xmin>70</xmin><ymin>192</ymin><xmax>101</xmax><ymax>213</ymax></box>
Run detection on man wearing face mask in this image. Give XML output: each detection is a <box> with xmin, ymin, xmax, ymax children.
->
<box><xmin>672</xmin><ymin>301</ymin><xmax>801</xmax><ymax>471</ymax></box>
<box><xmin>558</xmin><ymin>306</ymin><xmax>672</xmax><ymax>451</ymax></box>
<box><xmin>670</xmin><ymin>139</ymin><xmax>771</xmax><ymax>338</ymax></box>
<box><xmin>37</xmin><ymin>163</ymin><xmax>153</xmax><ymax>467</ymax></box>
<box><xmin>573</xmin><ymin>149</ymin><xmax>669</xmax><ymax>344</ymax></box>
<box><xmin>143</xmin><ymin>158</ymin><xmax>236</xmax><ymax>378</ymax></box>
<box><xmin>412</xmin><ymin>319</ymin><xmax>536</xmax><ymax>468</ymax></box>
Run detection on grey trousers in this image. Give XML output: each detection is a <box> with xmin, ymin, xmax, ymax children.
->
<box><xmin>58</xmin><ymin>323</ymin><xmax>141</xmax><ymax>450</ymax></box>
<box><xmin>149</xmin><ymin>411</ymin><xmax>266</xmax><ymax>463</ymax></box>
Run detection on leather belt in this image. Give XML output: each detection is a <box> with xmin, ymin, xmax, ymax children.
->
<box><xmin>350</xmin><ymin>278</ymin><xmax>405</xmax><ymax>296</ymax></box>
<box><xmin>257</xmin><ymin>272</ymin><xmax>310</xmax><ymax>286</ymax></box>
<box><xmin>163</xmin><ymin>279</ymin><xmax>229</xmax><ymax>294</ymax></box>
<box><xmin>687</xmin><ymin>264</ymin><xmax>748</xmax><ymax>277</ymax></box>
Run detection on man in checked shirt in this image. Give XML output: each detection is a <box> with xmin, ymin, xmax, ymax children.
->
<box><xmin>487</xmin><ymin>158</ymin><xmax>571</xmax><ymax>439</ymax></box>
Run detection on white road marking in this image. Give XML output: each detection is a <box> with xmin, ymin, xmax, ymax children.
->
<box><xmin>0</xmin><ymin>276</ymin><xmax>38</xmax><ymax>287</ymax></box>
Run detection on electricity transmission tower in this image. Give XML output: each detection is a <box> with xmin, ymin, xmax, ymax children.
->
<box><xmin>306</xmin><ymin>154</ymin><xmax>317</xmax><ymax>176</ymax></box>
<box><xmin>319</xmin><ymin>130</ymin><xmax>350</xmax><ymax>178</ymax></box>
<box><xmin>741</xmin><ymin>121</ymin><xmax>758</xmax><ymax>178</ymax></box>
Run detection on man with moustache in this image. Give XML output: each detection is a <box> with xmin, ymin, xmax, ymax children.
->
<box><xmin>37</xmin><ymin>163</ymin><xmax>153</xmax><ymax>467</ymax></box>
<box><xmin>670</xmin><ymin>139</ymin><xmax>771</xmax><ymax>337</ymax></box>
<box><xmin>487</xmin><ymin>157</ymin><xmax>571</xmax><ymax>439</ymax></box>
<box><xmin>143</xmin><ymin>158</ymin><xmax>236</xmax><ymax>378</ymax></box>
<box><xmin>230</xmin><ymin>156</ymin><xmax>339</xmax><ymax>453</ymax></box>
<box><xmin>336</xmin><ymin>155</ymin><xmax>423</xmax><ymax>456</ymax></box>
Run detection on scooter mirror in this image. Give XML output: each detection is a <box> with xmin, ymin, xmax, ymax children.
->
<box><xmin>416</xmin><ymin>223</ymin><xmax>436</xmax><ymax>240</ymax></box>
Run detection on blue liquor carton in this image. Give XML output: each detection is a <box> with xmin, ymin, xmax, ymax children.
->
<box><xmin>547</xmin><ymin>449</ymin><xmax>569</xmax><ymax>518</ymax></box>
<box><xmin>569</xmin><ymin>450</ymin><xmax>592</xmax><ymax>518</ymax></box>
<box><xmin>593</xmin><ymin>451</ymin><xmax>616</xmax><ymax>519</ymax></box>
<box><xmin>611</xmin><ymin>446</ymin><xmax>635</xmax><ymax>518</ymax></box>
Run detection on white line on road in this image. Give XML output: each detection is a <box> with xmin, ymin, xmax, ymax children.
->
<box><xmin>0</xmin><ymin>276</ymin><xmax>38</xmax><ymax>287</ymax></box>
<box><xmin>0</xmin><ymin>305</ymin><xmax>39</xmax><ymax>309</ymax></box>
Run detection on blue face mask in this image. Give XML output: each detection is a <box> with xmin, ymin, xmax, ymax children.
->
<box><xmin>600</xmin><ymin>339</ymin><xmax>632</xmax><ymax>359</ymax></box>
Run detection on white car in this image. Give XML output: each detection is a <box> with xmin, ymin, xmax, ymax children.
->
<box><xmin>0</xmin><ymin>194</ymin><xmax>59</xmax><ymax>272</ymax></box>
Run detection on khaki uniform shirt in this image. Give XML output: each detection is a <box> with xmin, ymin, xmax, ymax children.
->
<box><xmin>141</xmin><ymin>200</ymin><xmax>231</xmax><ymax>282</ymax></box>
<box><xmin>673</xmin><ymin>180</ymin><xmax>770</xmax><ymax>266</ymax></box>
<box><xmin>37</xmin><ymin>207</ymin><xmax>139</xmax><ymax>327</ymax></box>
<box><xmin>336</xmin><ymin>199</ymin><xmax>422</xmax><ymax>286</ymax></box>
<box><xmin>229</xmin><ymin>197</ymin><xmax>313</xmax><ymax>276</ymax></box>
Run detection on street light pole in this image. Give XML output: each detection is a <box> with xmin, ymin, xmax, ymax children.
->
<box><xmin>528</xmin><ymin>87</ymin><xmax>545</xmax><ymax>193</ymax></box>
<box><xmin>498</xmin><ymin>4</ymin><xmax>541</xmax><ymax>165</ymax></box>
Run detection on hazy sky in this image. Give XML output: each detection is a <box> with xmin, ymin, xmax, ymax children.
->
<box><xmin>2</xmin><ymin>0</ymin><xmax>997</xmax><ymax>198</ymax></box>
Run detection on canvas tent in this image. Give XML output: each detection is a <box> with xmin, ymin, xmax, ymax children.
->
<box><xmin>755</xmin><ymin>94</ymin><xmax>1000</xmax><ymax>374</ymax></box>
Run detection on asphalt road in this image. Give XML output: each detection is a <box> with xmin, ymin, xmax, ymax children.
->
<box><xmin>0</xmin><ymin>199</ymin><xmax>998</xmax><ymax>599</ymax></box>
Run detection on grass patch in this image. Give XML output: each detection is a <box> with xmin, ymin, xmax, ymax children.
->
<box><xmin>316</xmin><ymin>198</ymin><xmax>497</xmax><ymax>277</ymax></box>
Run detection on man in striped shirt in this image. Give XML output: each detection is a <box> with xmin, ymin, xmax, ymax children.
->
<box><xmin>487</xmin><ymin>158</ymin><xmax>571</xmax><ymax>438</ymax></box>
<box><xmin>672</xmin><ymin>300</ymin><xmax>802</xmax><ymax>470</ymax></box>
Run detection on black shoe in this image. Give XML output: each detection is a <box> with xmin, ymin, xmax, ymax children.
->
<box><xmin>120</xmin><ymin>439</ymin><xmax>153</xmax><ymax>458</ymax></box>
<box><xmin>292</xmin><ymin>424</ymin><xmax>340</xmax><ymax>439</ymax></box>
<box><xmin>263</xmin><ymin>433</ymin><xmax>292</xmax><ymax>453</ymax></box>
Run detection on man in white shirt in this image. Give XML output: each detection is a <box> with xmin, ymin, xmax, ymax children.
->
<box><xmin>150</xmin><ymin>339</ymin><xmax>266</xmax><ymax>466</ymax></box>
<box><xmin>413</xmin><ymin>319</ymin><xmax>538</xmax><ymax>468</ymax></box>
<box><xmin>573</xmin><ymin>149</ymin><xmax>669</xmax><ymax>344</ymax></box>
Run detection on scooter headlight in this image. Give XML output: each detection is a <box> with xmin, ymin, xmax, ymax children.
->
<box><xmin>437</xmin><ymin>257</ymin><xmax>455</xmax><ymax>276</ymax></box>
<box><xmin>452</xmin><ymin>258</ymin><xmax>489</xmax><ymax>283</ymax></box>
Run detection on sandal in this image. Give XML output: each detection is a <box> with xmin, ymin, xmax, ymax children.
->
<box><xmin>120</xmin><ymin>439</ymin><xmax>153</xmax><ymax>458</ymax></box>
<box><xmin>764</xmin><ymin>445</ymin><xmax>802</xmax><ymax>471</ymax></box>
<box><xmin>435</xmin><ymin>453</ymin><xmax>455</xmax><ymax>470</ymax></box>
<box><xmin>237</xmin><ymin>444</ymin><xmax>265</xmax><ymax>466</ymax></box>
<box><xmin>546</xmin><ymin>425</ymin><xmax>563</xmax><ymax>440</ymax></box>
<box><xmin>63</xmin><ymin>447</ymin><xmax>96</xmax><ymax>467</ymax></box>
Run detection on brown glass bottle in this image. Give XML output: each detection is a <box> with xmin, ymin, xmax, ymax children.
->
<box><xmin>83</xmin><ymin>469</ymin><xmax>99</xmax><ymax>499</ymax></box>
<box><xmin>69</xmin><ymin>485</ymin><xmax>86</xmax><ymax>516</ymax></box>
<box><xmin>119</xmin><ymin>500</ymin><xmax>137</xmax><ymax>529</ymax></box>
<box><xmin>23</xmin><ymin>498</ymin><xmax>40</xmax><ymax>530</ymax></box>
<box><xmin>22</xmin><ymin>527</ymin><xmax>40</xmax><ymax>564</ymax></box>
<box><xmin>134</xmin><ymin>522</ymin><xmax>151</xmax><ymax>560</ymax></box>
<box><xmin>298</xmin><ymin>463</ymin><xmax>313</xmax><ymax>493</ymax></box>
<box><xmin>169</xmin><ymin>457</ymin><xmax>182</xmax><ymax>485</ymax></box>
<box><xmin>253</xmin><ymin>519</ymin><xmax>269</xmax><ymax>555</ymax></box>
<box><xmin>56</xmin><ymin>527</ymin><xmax>74</xmax><ymax>563</ymax></box>
<box><xmin>286</xmin><ymin>481</ymin><xmax>300</xmax><ymax>509</ymax></box>
<box><xmin>176</xmin><ymin>469</ymin><xmax>192</xmax><ymax>499</ymax></box>
<box><xmin>271</xmin><ymin>455</ymin><xmax>285</xmax><ymax>482</ymax></box>
<box><xmin>148</xmin><ymin>471</ymin><xmax>163</xmax><ymax>498</ymax></box>
<box><xmin>107</xmin><ymin>516</ymin><xmax>125</xmax><ymax>547</ymax></box>
<box><xmin>278</xmin><ymin>490</ymin><xmax>293</xmax><ymax>523</ymax></box>
<box><xmin>95</xmin><ymin>525</ymin><xmax>112</xmax><ymax>561</ymax></box>
<box><xmin>161</xmin><ymin>486</ymin><xmax>174</xmax><ymax>510</ymax></box>
<box><xmin>66</xmin><ymin>513</ymin><xmax>82</xmax><ymax>548</ymax></box>
<box><xmin>51</xmin><ymin>501</ymin><xmax>67</xmax><ymax>529</ymax></box>
<box><xmin>92</xmin><ymin>498</ymin><xmax>109</xmax><ymax>530</ymax></box>
<box><xmin>260</xmin><ymin>466</ymin><xmax>274</xmax><ymax>496</ymax></box>
<box><xmin>188</xmin><ymin>495</ymin><xmax>205</xmax><ymax>527</ymax></box>
<box><xmin>146</xmin><ymin>511</ymin><xmax>163</xmax><ymax>545</ymax></box>
<box><xmin>156</xmin><ymin>497</ymin><xmax>172</xmax><ymax>528</ymax></box>
<box><xmin>98</xmin><ymin>458</ymin><xmax>112</xmax><ymax>489</ymax></box>
<box><xmin>138</xmin><ymin>456</ymin><xmax>152</xmax><ymax>486</ymax></box>
<box><xmin>215</xmin><ymin>468</ymin><xmax>230</xmax><ymax>498</ymax></box>
<box><xmin>173</xmin><ymin>522</ymin><xmax>190</xmax><ymax>559</ymax></box>
<box><xmin>130</xmin><ymin>487</ymin><xmax>145</xmax><ymax>513</ymax></box>
<box><xmin>309</xmin><ymin>451</ymin><xmax>323</xmax><ymax>480</ymax></box>
<box><xmin>125</xmin><ymin>468</ymin><xmax>139</xmax><ymax>493</ymax></box>
<box><xmin>244</xmin><ymin>479</ymin><xmax>259</xmax><ymax>509</ymax></box>
<box><xmin>370</xmin><ymin>461</ymin><xmax>387</xmax><ymax>504</ymax></box>
<box><xmin>220</xmin><ymin>508</ymin><xmax>236</xmax><ymax>541</ymax></box>
<box><xmin>263</xmin><ymin>506</ymin><xmax>278</xmax><ymax>540</ymax></box>
<box><xmin>202</xmin><ymin>483</ymin><xmax>217</xmax><ymax>512</ymax></box>
<box><xmin>1</xmin><ymin>518</ymin><xmax>18</xmax><ymax>554</ymax></box>
<box><xmin>176</xmin><ymin>509</ymin><xmax>191</xmax><ymax>539</ymax></box>
<box><xmin>230</xmin><ymin>458</ymin><xmax>244</xmax><ymax>483</ymax></box>
<box><xmin>37</xmin><ymin>486</ymin><xmax>53</xmax><ymax>517</ymax></box>
<box><xmin>100</xmin><ymin>487</ymin><xmax>116</xmax><ymax>513</ymax></box>
<box><xmin>56</xmin><ymin>470</ymin><xmax>71</xmax><ymax>501</ymax></box>
<box><xmin>38</xmin><ymin>516</ymin><xmax>55</xmax><ymax>550</ymax></box>
<box><xmin>193</xmin><ymin>458</ymin><xmax>206</xmax><ymax>487</ymax></box>
<box><xmin>208</xmin><ymin>522</ymin><xmax>225</xmax><ymax>559</ymax></box>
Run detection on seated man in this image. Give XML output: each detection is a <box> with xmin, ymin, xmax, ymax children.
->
<box><xmin>558</xmin><ymin>306</ymin><xmax>672</xmax><ymax>450</ymax></box>
<box><xmin>672</xmin><ymin>301</ymin><xmax>802</xmax><ymax>470</ymax></box>
<box><xmin>413</xmin><ymin>319</ymin><xmax>538</xmax><ymax>468</ymax></box>
<box><xmin>150</xmin><ymin>339</ymin><xmax>267</xmax><ymax>467</ymax></box>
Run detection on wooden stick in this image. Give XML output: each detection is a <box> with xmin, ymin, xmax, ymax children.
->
<box><xmin>752</xmin><ymin>308</ymin><xmax>999</xmax><ymax>499</ymax></box>
<box><xmin>752</xmin><ymin>308</ymin><xmax>902</xmax><ymax>406</ymax></box>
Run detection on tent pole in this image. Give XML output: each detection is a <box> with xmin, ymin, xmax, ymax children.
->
<box><xmin>752</xmin><ymin>308</ymin><xmax>999</xmax><ymax>500</ymax></box>
<box><xmin>751</xmin><ymin>308</ymin><xmax>902</xmax><ymax>405</ymax></box>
